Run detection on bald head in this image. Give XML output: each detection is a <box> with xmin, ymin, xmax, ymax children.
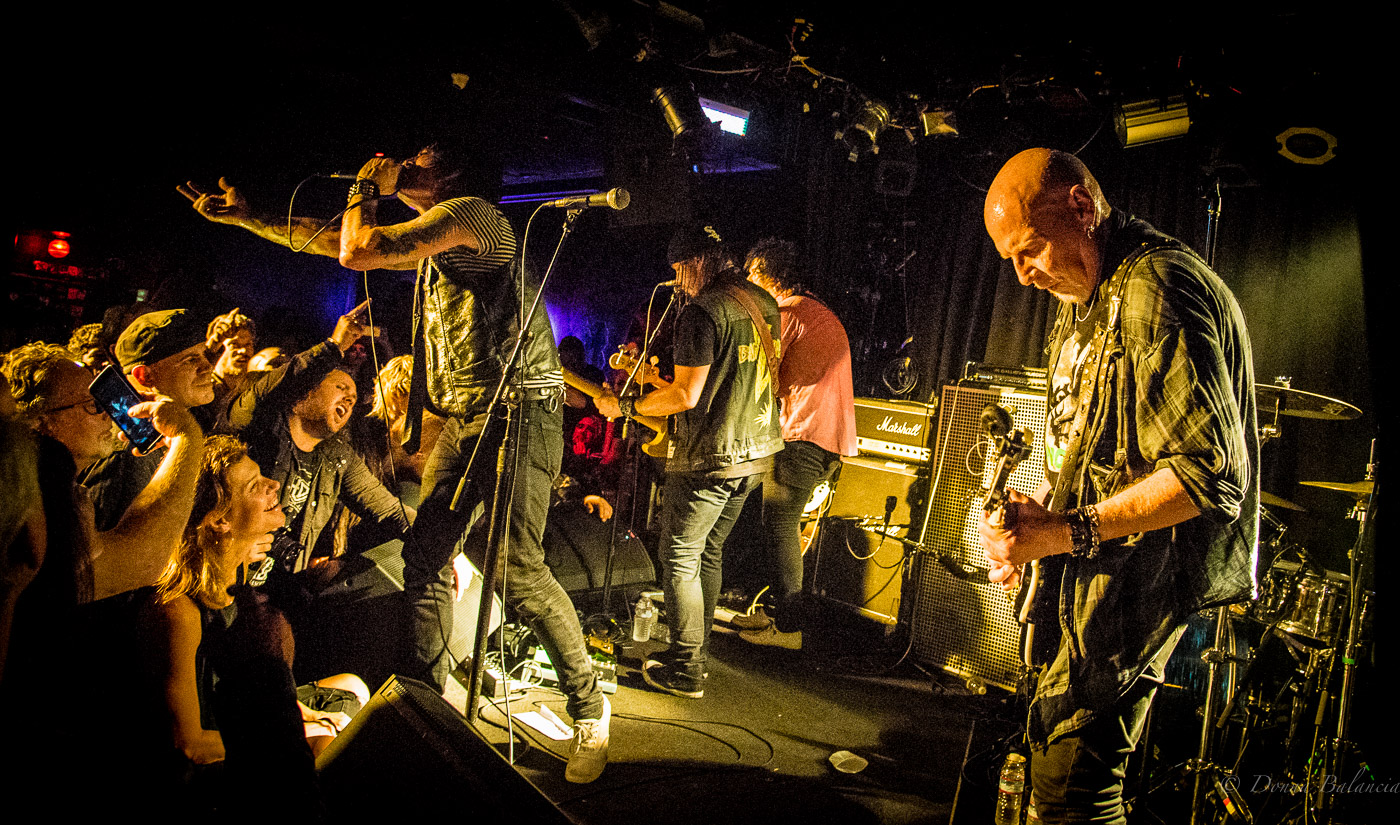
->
<box><xmin>984</xmin><ymin>149</ymin><xmax>1111</xmax><ymax>304</ymax></box>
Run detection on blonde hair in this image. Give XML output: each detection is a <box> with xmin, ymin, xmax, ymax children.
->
<box><xmin>369</xmin><ymin>355</ymin><xmax>413</xmax><ymax>425</ymax></box>
<box><xmin>155</xmin><ymin>435</ymin><xmax>250</xmax><ymax>609</ymax></box>
<box><xmin>2</xmin><ymin>342</ymin><xmax>83</xmax><ymax>420</ymax></box>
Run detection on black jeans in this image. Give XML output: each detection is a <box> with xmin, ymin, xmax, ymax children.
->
<box><xmin>1030</xmin><ymin>676</ymin><xmax>1158</xmax><ymax>824</ymax></box>
<box><xmin>402</xmin><ymin>394</ymin><xmax>602</xmax><ymax>721</ymax></box>
<box><xmin>759</xmin><ymin>440</ymin><xmax>841</xmax><ymax>632</ymax></box>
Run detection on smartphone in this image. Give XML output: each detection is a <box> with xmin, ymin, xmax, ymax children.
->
<box><xmin>88</xmin><ymin>366</ymin><xmax>163</xmax><ymax>453</ymax></box>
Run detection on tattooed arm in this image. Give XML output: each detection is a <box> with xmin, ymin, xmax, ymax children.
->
<box><xmin>338</xmin><ymin>157</ymin><xmax>481</xmax><ymax>271</ymax></box>
<box><xmin>178</xmin><ymin>178</ymin><xmax>346</xmax><ymax>259</ymax></box>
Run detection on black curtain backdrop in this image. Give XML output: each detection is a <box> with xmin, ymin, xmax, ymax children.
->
<box><xmin>791</xmin><ymin>130</ymin><xmax>1367</xmax><ymax>569</ymax></box>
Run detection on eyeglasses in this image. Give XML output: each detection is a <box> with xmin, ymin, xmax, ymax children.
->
<box><xmin>46</xmin><ymin>398</ymin><xmax>101</xmax><ymax>416</ymax></box>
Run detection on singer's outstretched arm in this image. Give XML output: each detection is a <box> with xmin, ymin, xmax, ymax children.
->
<box><xmin>178</xmin><ymin>178</ymin><xmax>346</xmax><ymax>259</ymax></box>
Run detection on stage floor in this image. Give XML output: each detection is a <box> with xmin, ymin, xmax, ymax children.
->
<box><xmin>448</xmin><ymin>603</ymin><xmax>1020</xmax><ymax>825</ymax></box>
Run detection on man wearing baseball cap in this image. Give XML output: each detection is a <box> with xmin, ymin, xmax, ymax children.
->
<box><xmin>598</xmin><ymin>224</ymin><xmax>784</xmax><ymax>699</ymax></box>
<box><xmin>83</xmin><ymin>308</ymin><xmax>218</xmax><ymax>531</ymax></box>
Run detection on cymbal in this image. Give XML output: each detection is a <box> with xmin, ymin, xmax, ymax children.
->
<box><xmin>1300</xmin><ymin>479</ymin><xmax>1375</xmax><ymax>498</ymax></box>
<box><xmin>1256</xmin><ymin>384</ymin><xmax>1362</xmax><ymax>420</ymax></box>
<box><xmin>1261</xmin><ymin>491</ymin><xmax>1305</xmax><ymax>511</ymax></box>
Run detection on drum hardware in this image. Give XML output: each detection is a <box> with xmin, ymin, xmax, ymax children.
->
<box><xmin>1261</xmin><ymin>491</ymin><xmax>1304</xmax><ymax>512</ymax></box>
<box><xmin>1255</xmin><ymin>379</ymin><xmax>1363</xmax><ymax>423</ymax></box>
<box><xmin>1309</xmin><ymin>439</ymin><xmax>1377</xmax><ymax>823</ymax></box>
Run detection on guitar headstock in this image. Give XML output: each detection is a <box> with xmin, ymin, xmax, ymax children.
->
<box><xmin>609</xmin><ymin>347</ymin><xmax>666</xmax><ymax>387</ymax></box>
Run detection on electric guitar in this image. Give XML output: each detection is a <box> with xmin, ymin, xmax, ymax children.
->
<box><xmin>976</xmin><ymin>405</ymin><xmax>1040</xmax><ymax>668</ymax></box>
<box><xmin>607</xmin><ymin>348</ymin><xmax>669</xmax><ymax>389</ymax></box>
<box><xmin>560</xmin><ymin>366</ymin><xmax>669</xmax><ymax>458</ymax></box>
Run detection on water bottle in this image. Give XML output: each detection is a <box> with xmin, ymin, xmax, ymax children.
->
<box><xmin>632</xmin><ymin>594</ymin><xmax>656</xmax><ymax>642</ymax></box>
<box><xmin>994</xmin><ymin>752</ymin><xmax>1026</xmax><ymax>825</ymax></box>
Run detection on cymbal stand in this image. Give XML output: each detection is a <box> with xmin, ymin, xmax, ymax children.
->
<box><xmin>1310</xmin><ymin>440</ymin><xmax>1377</xmax><ymax>822</ymax></box>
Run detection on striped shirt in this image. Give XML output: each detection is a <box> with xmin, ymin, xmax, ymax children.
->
<box><xmin>423</xmin><ymin>198</ymin><xmax>562</xmax><ymax>390</ymax></box>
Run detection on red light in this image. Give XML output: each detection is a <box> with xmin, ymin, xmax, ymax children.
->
<box><xmin>48</xmin><ymin>239</ymin><xmax>70</xmax><ymax>258</ymax></box>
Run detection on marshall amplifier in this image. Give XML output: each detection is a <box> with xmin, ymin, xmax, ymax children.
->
<box><xmin>808</xmin><ymin>454</ymin><xmax>929</xmax><ymax>626</ymax></box>
<box><xmin>853</xmin><ymin>397</ymin><xmax>938</xmax><ymax>463</ymax></box>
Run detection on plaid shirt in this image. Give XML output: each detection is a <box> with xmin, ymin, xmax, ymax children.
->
<box><xmin>1028</xmin><ymin>210</ymin><xmax>1259</xmax><ymax>747</ymax></box>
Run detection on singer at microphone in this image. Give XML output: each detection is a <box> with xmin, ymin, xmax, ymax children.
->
<box><xmin>541</xmin><ymin>188</ymin><xmax>631</xmax><ymax>210</ymax></box>
<box><xmin>179</xmin><ymin>141</ymin><xmax>616</xmax><ymax>772</ymax></box>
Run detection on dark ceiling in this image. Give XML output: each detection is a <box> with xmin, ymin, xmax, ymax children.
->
<box><xmin>13</xmin><ymin>3</ymin><xmax>1361</xmax><ymax>222</ymax></box>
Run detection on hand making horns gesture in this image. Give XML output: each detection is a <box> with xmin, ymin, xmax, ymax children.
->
<box><xmin>177</xmin><ymin>177</ymin><xmax>251</xmax><ymax>226</ymax></box>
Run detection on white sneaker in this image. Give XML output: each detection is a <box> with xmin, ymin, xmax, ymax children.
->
<box><xmin>739</xmin><ymin>623</ymin><xmax>802</xmax><ymax>650</ymax></box>
<box><xmin>565</xmin><ymin>695</ymin><xmax>610</xmax><ymax>784</ymax></box>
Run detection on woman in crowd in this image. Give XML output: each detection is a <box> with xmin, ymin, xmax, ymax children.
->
<box><xmin>143</xmin><ymin>435</ymin><xmax>369</xmax><ymax>764</ymax></box>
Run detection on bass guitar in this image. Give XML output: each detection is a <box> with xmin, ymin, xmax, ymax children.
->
<box><xmin>561</xmin><ymin>366</ymin><xmax>669</xmax><ymax>458</ymax></box>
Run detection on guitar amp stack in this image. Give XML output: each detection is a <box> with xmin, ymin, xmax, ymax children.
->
<box><xmin>909</xmin><ymin>379</ymin><xmax>1048</xmax><ymax>692</ymax></box>
<box><xmin>808</xmin><ymin>398</ymin><xmax>936</xmax><ymax>626</ymax></box>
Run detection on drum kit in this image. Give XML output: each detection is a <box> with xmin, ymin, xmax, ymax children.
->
<box><xmin>1146</xmin><ymin>379</ymin><xmax>1378</xmax><ymax>825</ymax></box>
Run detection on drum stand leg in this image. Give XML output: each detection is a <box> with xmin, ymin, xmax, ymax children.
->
<box><xmin>1188</xmin><ymin>606</ymin><xmax>1255</xmax><ymax>825</ymax></box>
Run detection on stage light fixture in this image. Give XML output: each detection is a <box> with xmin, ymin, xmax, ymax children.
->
<box><xmin>836</xmin><ymin>98</ymin><xmax>891</xmax><ymax>161</ymax></box>
<box><xmin>652</xmin><ymin>82</ymin><xmax>714</xmax><ymax>159</ymax></box>
<box><xmin>1115</xmin><ymin>95</ymin><xmax>1191</xmax><ymax>147</ymax></box>
<box><xmin>920</xmin><ymin>109</ymin><xmax>958</xmax><ymax>138</ymax></box>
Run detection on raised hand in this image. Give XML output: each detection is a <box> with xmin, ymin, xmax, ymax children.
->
<box><xmin>177</xmin><ymin>178</ymin><xmax>251</xmax><ymax>226</ymax></box>
<box><xmin>330</xmin><ymin>299</ymin><xmax>381</xmax><ymax>353</ymax></box>
<box><xmin>354</xmin><ymin>156</ymin><xmax>401</xmax><ymax>195</ymax></box>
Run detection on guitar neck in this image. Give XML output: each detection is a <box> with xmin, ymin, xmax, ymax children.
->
<box><xmin>562</xmin><ymin>367</ymin><xmax>670</xmax><ymax>436</ymax></box>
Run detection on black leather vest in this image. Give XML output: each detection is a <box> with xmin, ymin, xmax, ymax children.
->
<box><xmin>405</xmin><ymin>252</ymin><xmax>561</xmax><ymax>450</ymax></box>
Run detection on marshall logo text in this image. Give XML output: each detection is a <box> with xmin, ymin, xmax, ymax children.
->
<box><xmin>876</xmin><ymin>416</ymin><xmax>923</xmax><ymax>437</ymax></box>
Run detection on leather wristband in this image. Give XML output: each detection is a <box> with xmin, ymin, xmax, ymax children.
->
<box><xmin>1065</xmin><ymin>504</ymin><xmax>1101</xmax><ymax>559</ymax></box>
<box><xmin>347</xmin><ymin>179</ymin><xmax>380</xmax><ymax>200</ymax></box>
<box><xmin>618</xmin><ymin>395</ymin><xmax>638</xmax><ymax>420</ymax></box>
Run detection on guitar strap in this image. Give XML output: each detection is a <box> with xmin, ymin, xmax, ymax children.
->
<box><xmin>720</xmin><ymin>283</ymin><xmax>781</xmax><ymax>379</ymax></box>
<box><xmin>1046</xmin><ymin>241</ymin><xmax>1167</xmax><ymax>512</ymax></box>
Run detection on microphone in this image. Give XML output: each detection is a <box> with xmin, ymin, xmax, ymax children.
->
<box><xmin>541</xmin><ymin>188</ymin><xmax>631</xmax><ymax>210</ymax></box>
<box><xmin>315</xmin><ymin>173</ymin><xmax>360</xmax><ymax>180</ymax></box>
<box><xmin>657</xmin><ymin>279</ymin><xmax>680</xmax><ymax>287</ymax></box>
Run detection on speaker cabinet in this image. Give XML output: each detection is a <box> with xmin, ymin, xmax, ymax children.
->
<box><xmin>295</xmin><ymin>539</ymin><xmax>502</xmax><ymax>691</ymax></box>
<box><xmin>317</xmin><ymin>675</ymin><xmax>571</xmax><ymax>820</ymax></box>
<box><xmin>808</xmin><ymin>454</ymin><xmax>928</xmax><ymax>625</ymax></box>
<box><xmin>544</xmin><ymin>501</ymin><xmax>656</xmax><ymax>594</ymax></box>
<box><xmin>910</xmin><ymin>383</ymin><xmax>1048</xmax><ymax>691</ymax></box>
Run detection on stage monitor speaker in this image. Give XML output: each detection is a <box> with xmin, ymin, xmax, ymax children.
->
<box><xmin>807</xmin><ymin>454</ymin><xmax>928</xmax><ymax>625</ymax></box>
<box><xmin>317</xmin><ymin>675</ymin><xmax>572</xmax><ymax>821</ymax></box>
<box><xmin>544</xmin><ymin>501</ymin><xmax>657</xmax><ymax>594</ymax></box>
<box><xmin>910</xmin><ymin>382</ymin><xmax>1048</xmax><ymax>691</ymax></box>
<box><xmin>296</xmin><ymin>539</ymin><xmax>502</xmax><ymax>690</ymax></box>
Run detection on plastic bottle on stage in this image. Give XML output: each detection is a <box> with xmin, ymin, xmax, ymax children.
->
<box><xmin>994</xmin><ymin>752</ymin><xmax>1026</xmax><ymax>825</ymax></box>
<box><xmin>632</xmin><ymin>595</ymin><xmax>656</xmax><ymax>642</ymax></box>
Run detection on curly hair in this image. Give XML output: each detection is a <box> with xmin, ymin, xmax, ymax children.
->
<box><xmin>67</xmin><ymin>323</ymin><xmax>104</xmax><ymax>353</ymax></box>
<box><xmin>369</xmin><ymin>354</ymin><xmax>413</xmax><ymax>425</ymax></box>
<box><xmin>155</xmin><ymin>435</ymin><xmax>250</xmax><ymax>609</ymax></box>
<box><xmin>205</xmin><ymin>308</ymin><xmax>256</xmax><ymax>354</ymax></box>
<box><xmin>744</xmin><ymin>238</ymin><xmax>803</xmax><ymax>296</ymax></box>
<box><xmin>2</xmin><ymin>342</ymin><xmax>82</xmax><ymax>420</ymax></box>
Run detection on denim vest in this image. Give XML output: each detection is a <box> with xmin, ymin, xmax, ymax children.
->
<box><xmin>668</xmin><ymin>273</ymin><xmax>784</xmax><ymax>475</ymax></box>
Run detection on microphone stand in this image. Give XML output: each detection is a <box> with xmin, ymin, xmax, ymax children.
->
<box><xmin>460</xmin><ymin>206</ymin><xmax>584</xmax><ymax>724</ymax></box>
<box><xmin>593</xmin><ymin>287</ymin><xmax>677</xmax><ymax>631</ymax></box>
